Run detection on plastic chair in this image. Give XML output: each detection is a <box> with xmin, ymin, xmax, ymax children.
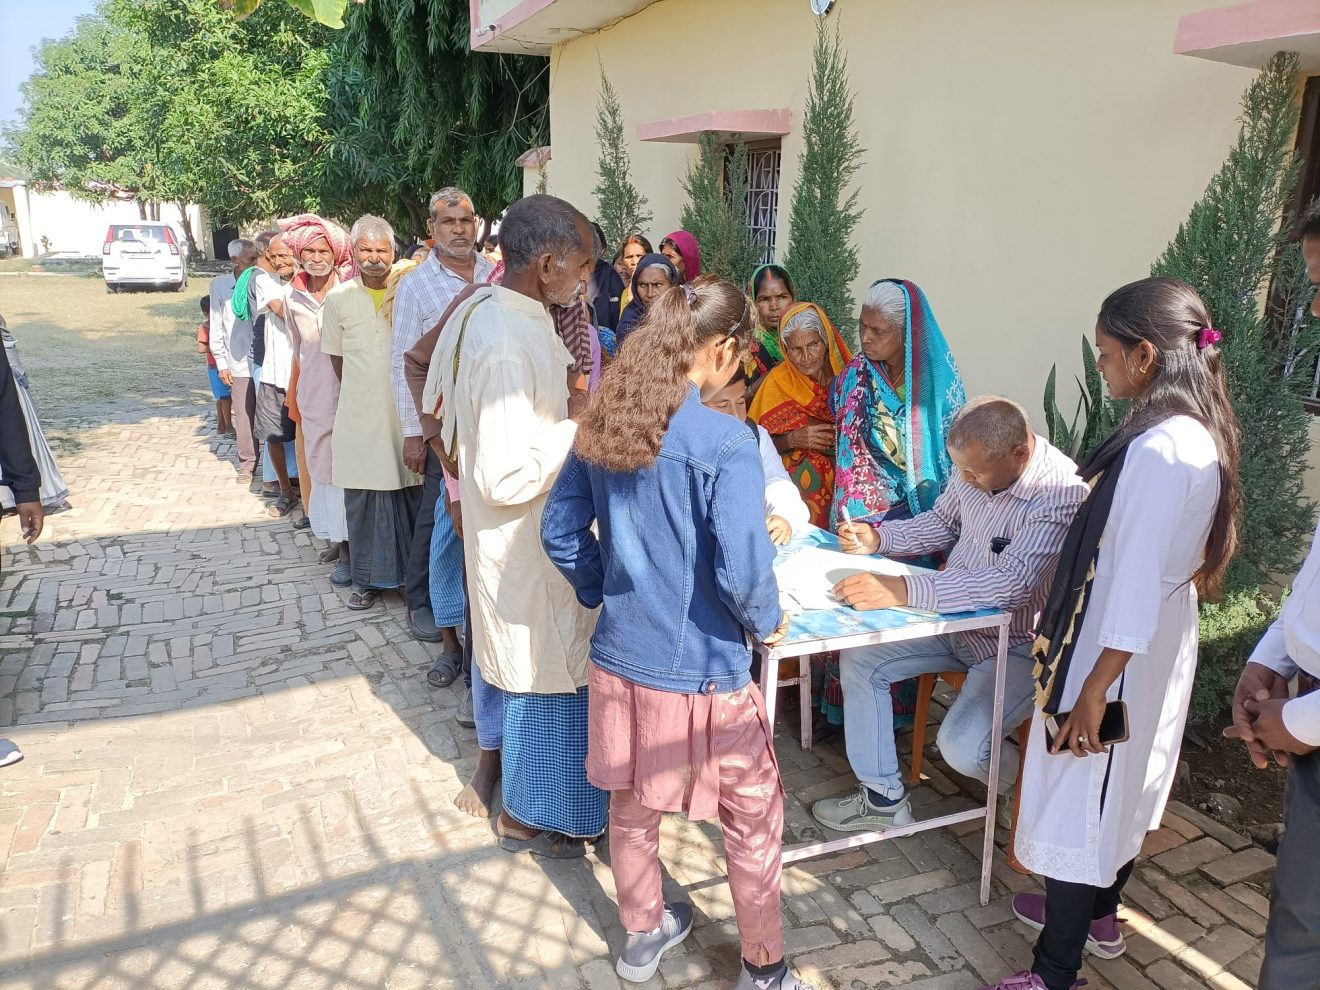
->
<box><xmin>909</xmin><ymin>670</ymin><xmax>1032</xmax><ymax>875</ymax></box>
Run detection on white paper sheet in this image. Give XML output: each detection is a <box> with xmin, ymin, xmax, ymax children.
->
<box><xmin>774</xmin><ymin>546</ymin><xmax>932</xmax><ymax>612</ymax></box>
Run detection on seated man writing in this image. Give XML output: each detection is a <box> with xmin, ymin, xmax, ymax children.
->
<box><xmin>812</xmin><ymin>397</ymin><xmax>1088</xmax><ymax>831</ymax></box>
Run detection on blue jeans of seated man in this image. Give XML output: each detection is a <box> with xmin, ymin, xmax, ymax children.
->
<box><xmin>839</xmin><ymin>633</ymin><xmax>1036</xmax><ymax>797</ymax></box>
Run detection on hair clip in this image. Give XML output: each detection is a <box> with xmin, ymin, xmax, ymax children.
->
<box><xmin>1196</xmin><ymin>327</ymin><xmax>1222</xmax><ymax>350</ymax></box>
<box><xmin>681</xmin><ymin>284</ymin><xmax>697</xmax><ymax>306</ymax></box>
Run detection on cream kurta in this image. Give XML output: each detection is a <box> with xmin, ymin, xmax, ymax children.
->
<box><xmin>285</xmin><ymin>273</ymin><xmax>340</xmax><ymax>486</ymax></box>
<box><xmin>431</xmin><ymin>284</ymin><xmax>594</xmax><ymax>695</ymax></box>
<box><xmin>1015</xmin><ymin>416</ymin><xmax>1219</xmax><ymax>888</ymax></box>
<box><xmin>320</xmin><ymin>279</ymin><xmax>422</xmax><ymax>492</ymax></box>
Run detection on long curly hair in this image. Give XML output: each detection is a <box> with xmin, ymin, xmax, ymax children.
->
<box><xmin>576</xmin><ymin>275</ymin><xmax>753</xmax><ymax>472</ymax></box>
<box><xmin>1097</xmin><ymin>276</ymin><xmax>1242</xmax><ymax>599</ymax></box>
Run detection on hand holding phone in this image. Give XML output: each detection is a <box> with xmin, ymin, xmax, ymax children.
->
<box><xmin>1045</xmin><ymin>700</ymin><xmax>1129</xmax><ymax>756</ymax></box>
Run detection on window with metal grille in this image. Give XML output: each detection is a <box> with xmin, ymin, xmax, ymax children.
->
<box><xmin>743</xmin><ymin>140</ymin><xmax>782</xmax><ymax>265</ymax></box>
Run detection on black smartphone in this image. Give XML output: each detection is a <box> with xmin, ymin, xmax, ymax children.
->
<box><xmin>1044</xmin><ymin>700</ymin><xmax>1129</xmax><ymax>751</ymax></box>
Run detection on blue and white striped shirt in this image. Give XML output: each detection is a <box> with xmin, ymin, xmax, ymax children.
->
<box><xmin>875</xmin><ymin>434</ymin><xmax>1089</xmax><ymax>659</ymax></box>
<box><xmin>390</xmin><ymin>250</ymin><xmax>494</xmax><ymax>437</ymax></box>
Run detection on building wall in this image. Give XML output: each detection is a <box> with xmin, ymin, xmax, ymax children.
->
<box><xmin>544</xmin><ymin>0</ymin><xmax>1257</xmax><ymax>427</ymax></box>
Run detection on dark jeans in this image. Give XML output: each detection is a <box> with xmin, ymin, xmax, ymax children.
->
<box><xmin>1032</xmin><ymin>859</ymin><xmax>1135</xmax><ymax>990</ymax></box>
<box><xmin>1261</xmin><ymin>750</ymin><xmax>1320</xmax><ymax>988</ymax></box>
<box><xmin>405</xmin><ymin>447</ymin><xmax>443</xmax><ymax>614</ymax></box>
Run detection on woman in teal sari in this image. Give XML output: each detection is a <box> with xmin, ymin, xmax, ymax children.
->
<box><xmin>830</xmin><ymin>278</ymin><xmax>965</xmax><ymax>526</ymax></box>
<box><xmin>815</xmin><ymin>279</ymin><xmax>966</xmax><ymax>731</ymax></box>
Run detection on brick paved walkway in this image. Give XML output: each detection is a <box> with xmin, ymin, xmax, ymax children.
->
<box><xmin>0</xmin><ymin>408</ymin><xmax>1273</xmax><ymax>989</ymax></box>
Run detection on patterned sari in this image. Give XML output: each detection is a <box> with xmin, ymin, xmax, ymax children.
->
<box><xmin>749</xmin><ymin>302</ymin><xmax>852</xmax><ymax>528</ymax></box>
<box><xmin>830</xmin><ymin>279</ymin><xmax>966</xmax><ymax>528</ymax></box>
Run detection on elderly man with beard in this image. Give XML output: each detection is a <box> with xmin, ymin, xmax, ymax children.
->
<box><xmin>319</xmin><ymin>216</ymin><xmax>423</xmax><ymax>609</ymax></box>
<box><xmin>423</xmin><ymin>194</ymin><xmax>601</xmax><ymax>858</ymax></box>
<box><xmin>391</xmin><ymin>187</ymin><xmax>493</xmax><ymax>679</ymax></box>
<box><xmin>280</xmin><ymin>214</ymin><xmax>354</xmax><ymax>574</ymax></box>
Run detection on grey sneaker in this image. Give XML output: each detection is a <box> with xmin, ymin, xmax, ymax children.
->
<box><xmin>616</xmin><ymin>902</ymin><xmax>693</xmax><ymax>983</ymax></box>
<box><xmin>456</xmin><ymin>687</ymin><xmax>476</xmax><ymax>728</ymax></box>
<box><xmin>0</xmin><ymin>739</ymin><xmax>22</xmax><ymax>768</ymax></box>
<box><xmin>811</xmin><ymin>785</ymin><xmax>913</xmax><ymax>832</ymax></box>
<box><xmin>732</xmin><ymin>962</ymin><xmax>820</xmax><ymax>990</ymax></box>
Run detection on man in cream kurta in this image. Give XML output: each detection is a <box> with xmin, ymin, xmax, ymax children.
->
<box><xmin>321</xmin><ymin>216</ymin><xmax>424</xmax><ymax>606</ymax></box>
<box><xmin>427</xmin><ymin>195</ymin><xmax>604</xmax><ymax>855</ymax></box>
<box><xmin>432</xmin><ymin>284</ymin><xmax>591</xmax><ymax>692</ymax></box>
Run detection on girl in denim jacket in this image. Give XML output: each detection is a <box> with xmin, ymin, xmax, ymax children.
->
<box><xmin>542</xmin><ymin>276</ymin><xmax>815</xmax><ymax>990</ymax></box>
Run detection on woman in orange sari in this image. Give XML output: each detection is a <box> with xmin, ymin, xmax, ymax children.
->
<box><xmin>749</xmin><ymin>302</ymin><xmax>851</xmax><ymax>528</ymax></box>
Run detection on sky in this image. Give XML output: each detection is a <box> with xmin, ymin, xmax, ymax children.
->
<box><xmin>0</xmin><ymin>0</ymin><xmax>100</xmax><ymax>131</ymax></box>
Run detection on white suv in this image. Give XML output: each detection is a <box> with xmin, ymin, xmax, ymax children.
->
<box><xmin>102</xmin><ymin>223</ymin><xmax>188</xmax><ymax>292</ymax></box>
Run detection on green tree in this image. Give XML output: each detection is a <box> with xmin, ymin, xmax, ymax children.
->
<box><xmin>1151</xmin><ymin>51</ymin><xmax>1314</xmax><ymax>593</ymax></box>
<box><xmin>782</xmin><ymin>17</ymin><xmax>864</xmax><ymax>342</ymax></box>
<box><xmin>1044</xmin><ymin>53</ymin><xmax>1317</xmax><ymax>720</ymax></box>
<box><xmin>679</xmin><ymin>134</ymin><xmax>759</xmax><ymax>286</ymax></box>
<box><xmin>229</xmin><ymin>0</ymin><xmax>350</xmax><ymax>30</ymax></box>
<box><xmin>322</xmin><ymin>0</ymin><xmax>548</xmax><ymax>238</ymax></box>
<box><xmin>114</xmin><ymin>0</ymin><xmax>333</xmax><ymax>229</ymax></box>
<box><xmin>7</xmin><ymin>0</ymin><xmax>333</xmax><ymax>248</ymax></box>
<box><xmin>5</xmin><ymin>16</ymin><xmax>159</xmax><ymax>209</ymax></box>
<box><xmin>593</xmin><ymin>62</ymin><xmax>651</xmax><ymax>251</ymax></box>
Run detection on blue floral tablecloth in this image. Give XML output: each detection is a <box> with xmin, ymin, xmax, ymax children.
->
<box><xmin>770</xmin><ymin>528</ymin><xmax>1006</xmax><ymax>655</ymax></box>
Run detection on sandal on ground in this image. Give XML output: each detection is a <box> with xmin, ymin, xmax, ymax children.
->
<box><xmin>268</xmin><ymin>490</ymin><xmax>298</xmax><ymax>518</ymax></box>
<box><xmin>426</xmin><ymin>651</ymin><xmax>463</xmax><ymax>688</ymax></box>
<box><xmin>347</xmin><ymin>589</ymin><xmax>378</xmax><ymax>610</ymax></box>
<box><xmin>291</xmin><ymin>514</ymin><xmax>310</xmax><ymax>530</ymax></box>
<box><xmin>498</xmin><ymin>829</ymin><xmax>589</xmax><ymax>860</ymax></box>
<box><xmin>318</xmin><ymin>545</ymin><xmax>341</xmax><ymax>564</ymax></box>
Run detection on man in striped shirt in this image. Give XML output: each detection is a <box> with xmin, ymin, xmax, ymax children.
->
<box><xmin>813</xmin><ymin>397</ymin><xmax>1089</xmax><ymax>832</ymax></box>
<box><xmin>390</xmin><ymin>187</ymin><xmax>493</xmax><ymax>668</ymax></box>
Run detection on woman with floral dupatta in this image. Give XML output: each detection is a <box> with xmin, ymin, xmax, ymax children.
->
<box><xmin>830</xmin><ymin>279</ymin><xmax>965</xmax><ymax>530</ymax></box>
<box><xmin>749</xmin><ymin>301</ymin><xmax>852</xmax><ymax>529</ymax></box>
<box><xmin>818</xmin><ymin>280</ymin><xmax>965</xmax><ymax>731</ymax></box>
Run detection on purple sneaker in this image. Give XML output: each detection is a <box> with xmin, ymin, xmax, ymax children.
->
<box><xmin>1012</xmin><ymin>892</ymin><xmax>1126</xmax><ymax>959</ymax></box>
<box><xmin>976</xmin><ymin>973</ymin><xmax>1087</xmax><ymax>990</ymax></box>
<box><xmin>976</xmin><ymin>971</ymin><xmax>1087</xmax><ymax>987</ymax></box>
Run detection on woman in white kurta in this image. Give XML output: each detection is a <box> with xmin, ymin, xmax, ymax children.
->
<box><xmin>985</xmin><ymin>277</ymin><xmax>1241</xmax><ymax>990</ymax></box>
<box><xmin>1014</xmin><ymin>415</ymin><xmax>1219</xmax><ymax>884</ymax></box>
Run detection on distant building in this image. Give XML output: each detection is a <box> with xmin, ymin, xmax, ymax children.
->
<box><xmin>0</xmin><ymin>159</ymin><xmax>210</xmax><ymax>259</ymax></box>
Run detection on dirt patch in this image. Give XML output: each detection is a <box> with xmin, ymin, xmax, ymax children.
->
<box><xmin>1</xmin><ymin>272</ymin><xmax>216</xmax><ymax>448</ymax></box>
<box><xmin>1176</xmin><ymin>721</ymin><xmax>1287</xmax><ymax>839</ymax></box>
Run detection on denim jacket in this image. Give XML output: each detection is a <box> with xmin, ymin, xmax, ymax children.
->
<box><xmin>541</xmin><ymin>386</ymin><xmax>781</xmax><ymax>695</ymax></box>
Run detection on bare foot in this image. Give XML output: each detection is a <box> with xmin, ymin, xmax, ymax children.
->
<box><xmin>454</xmin><ymin>749</ymin><xmax>501</xmax><ymax>819</ymax></box>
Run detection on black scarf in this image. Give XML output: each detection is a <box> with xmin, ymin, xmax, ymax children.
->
<box><xmin>1030</xmin><ymin>417</ymin><xmax>1156</xmax><ymax>714</ymax></box>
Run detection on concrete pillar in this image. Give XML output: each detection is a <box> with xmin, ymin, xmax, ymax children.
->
<box><xmin>12</xmin><ymin>183</ymin><xmax>36</xmax><ymax>258</ymax></box>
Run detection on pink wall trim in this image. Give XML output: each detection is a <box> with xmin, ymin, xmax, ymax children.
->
<box><xmin>469</xmin><ymin>0</ymin><xmax>557</xmax><ymax>51</ymax></box>
<box><xmin>637</xmin><ymin>109</ymin><xmax>793</xmax><ymax>143</ymax></box>
<box><xmin>1175</xmin><ymin>0</ymin><xmax>1320</xmax><ymax>55</ymax></box>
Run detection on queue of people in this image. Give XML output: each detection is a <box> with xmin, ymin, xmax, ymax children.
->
<box><xmin>175</xmin><ymin>186</ymin><xmax>1320</xmax><ymax>990</ymax></box>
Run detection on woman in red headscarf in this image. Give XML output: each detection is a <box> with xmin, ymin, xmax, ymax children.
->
<box><xmin>660</xmin><ymin>231</ymin><xmax>702</xmax><ymax>284</ymax></box>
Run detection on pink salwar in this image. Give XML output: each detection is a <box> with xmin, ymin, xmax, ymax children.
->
<box><xmin>587</xmin><ymin>663</ymin><xmax>785</xmax><ymax>965</ymax></box>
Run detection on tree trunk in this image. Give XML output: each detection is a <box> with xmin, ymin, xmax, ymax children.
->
<box><xmin>400</xmin><ymin>191</ymin><xmax>427</xmax><ymax>242</ymax></box>
<box><xmin>478</xmin><ymin>217</ymin><xmax>491</xmax><ymax>249</ymax></box>
<box><xmin>150</xmin><ymin>201</ymin><xmax>161</xmax><ymax>222</ymax></box>
<box><xmin>175</xmin><ymin>202</ymin><xmax>200</xmax><ymax>259</ymax></box>
<box><xmin>137</xmin><ymin>199</ymin><xmax>148</xmax><ymax>220</ymax></box>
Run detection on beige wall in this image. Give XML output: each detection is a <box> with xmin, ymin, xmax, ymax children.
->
<box><xmin>545</xmin><ymin>0</ymin><xmax>1257</xmax><ymax>428</ymax></box>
